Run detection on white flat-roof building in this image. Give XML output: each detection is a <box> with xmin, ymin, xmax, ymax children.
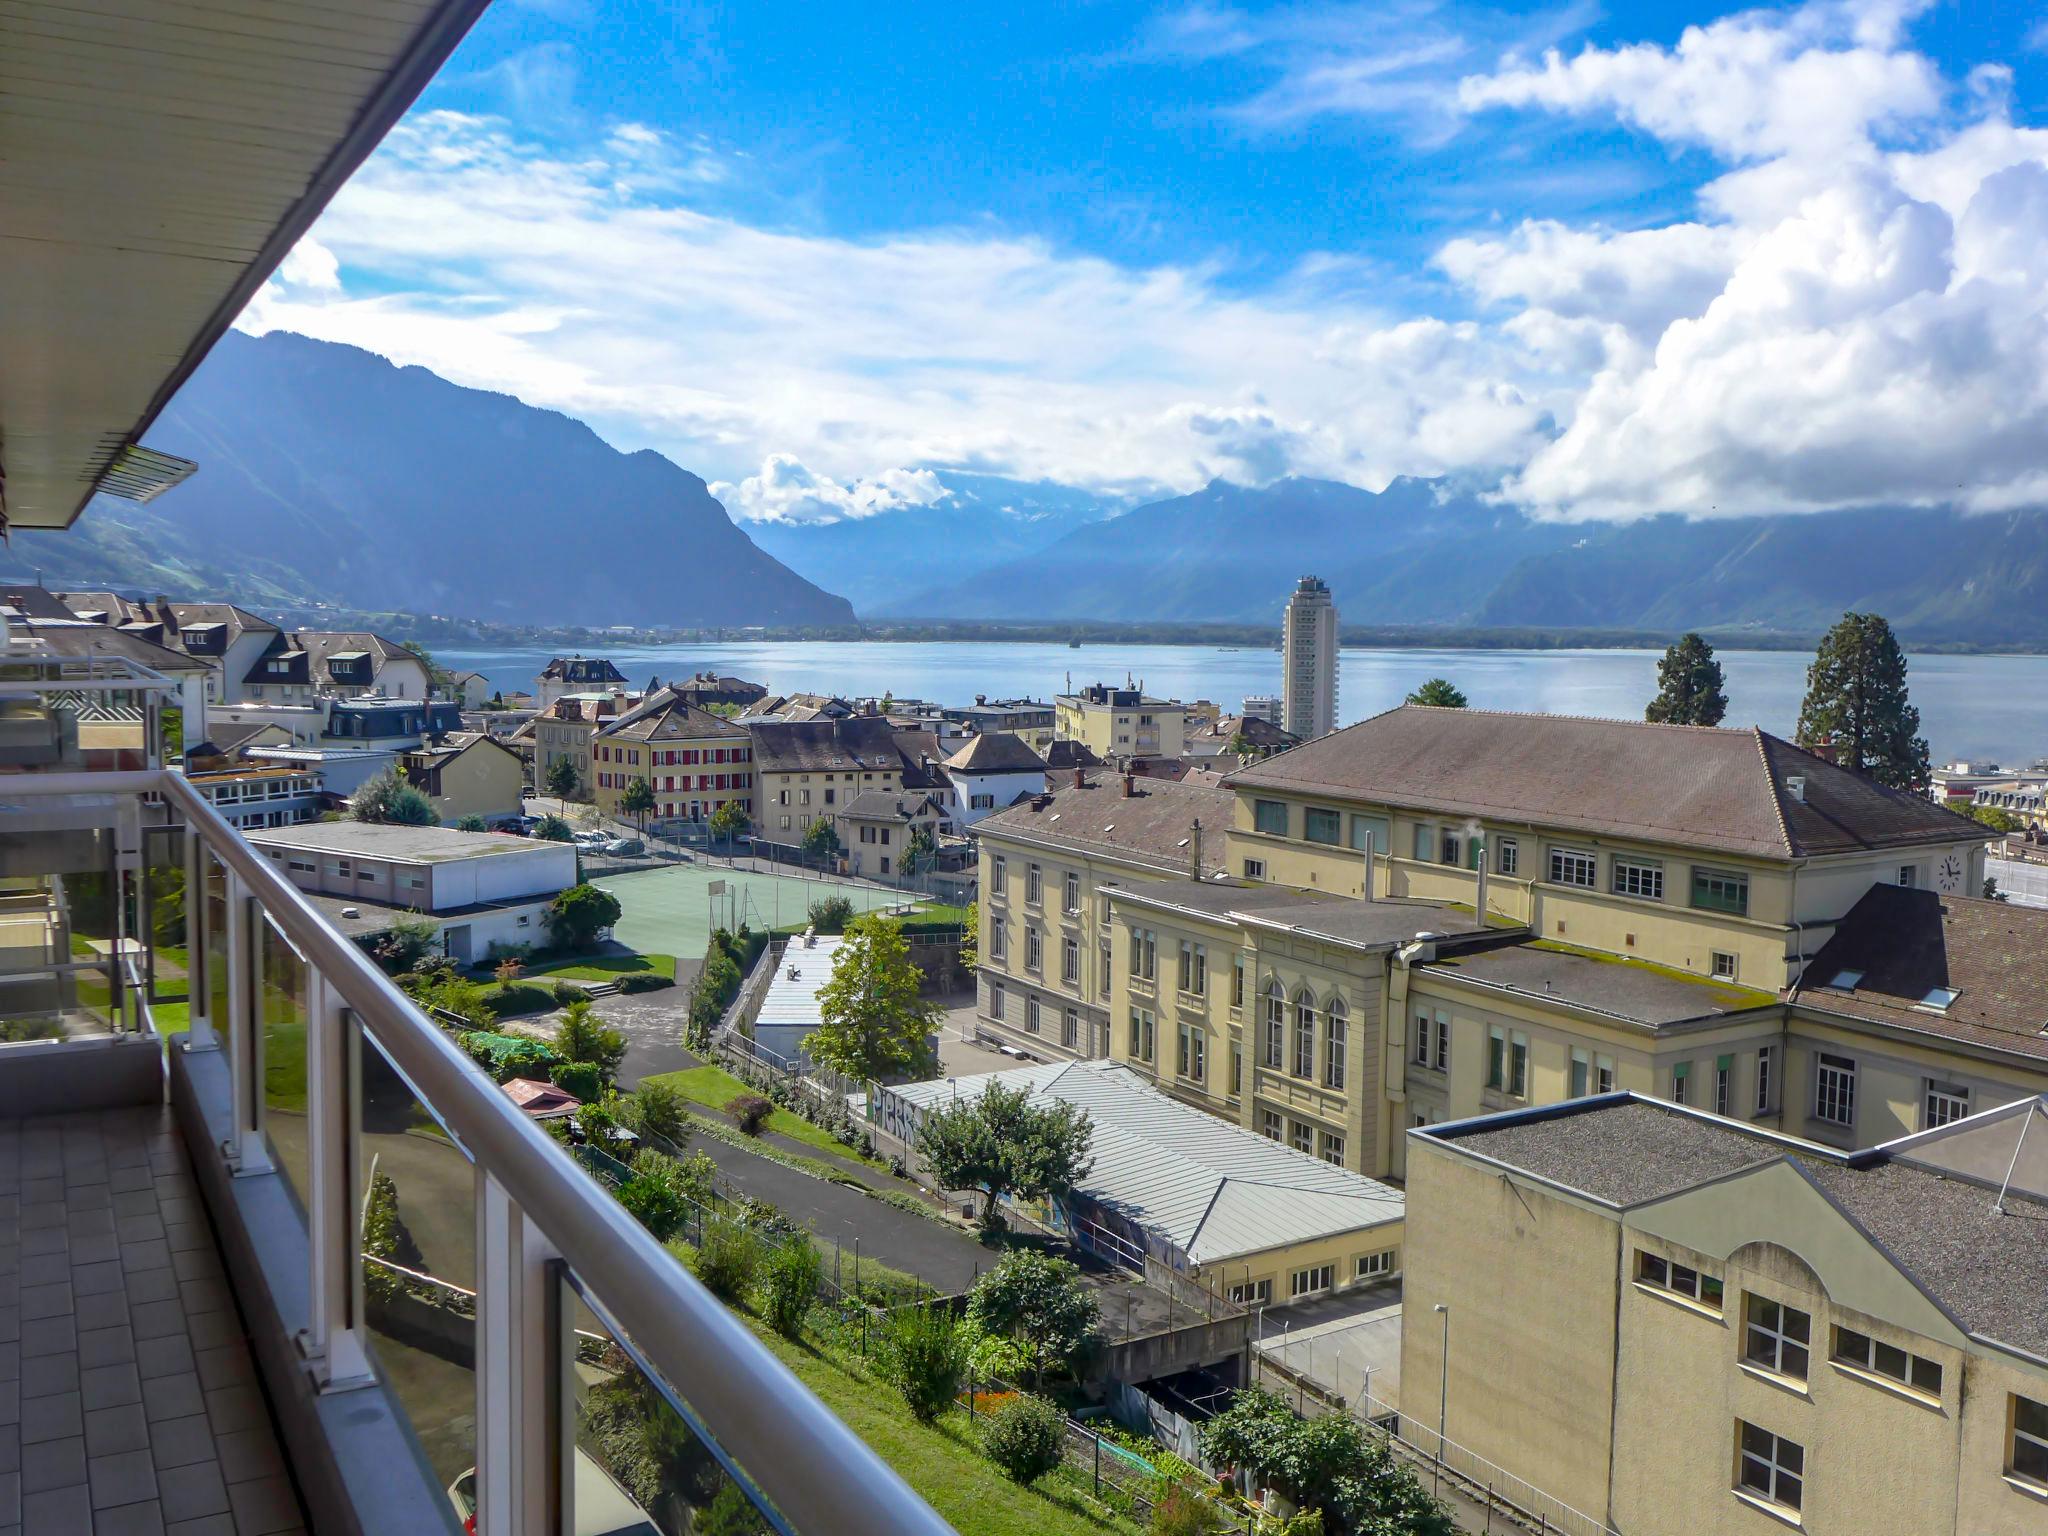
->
<box><xmin>749</xmin><ymin>932</ymin><xmax>844</xmax><ymax>1065</ymax></box>
<box><xmin>879</xmin><ymin>1058</ymin><xmax>1405</xmax><ymax>1303</ymax></box>
<box><xmin>249</xmin><ymin>822</ymin><xmax>578</xmax><ymax>964</ymax></box>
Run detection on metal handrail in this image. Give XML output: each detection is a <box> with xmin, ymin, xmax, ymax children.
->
<box><xmin>0</xmin><ymin>770</ymin><xmax>954</xmax><ymax>1536</ymax></box>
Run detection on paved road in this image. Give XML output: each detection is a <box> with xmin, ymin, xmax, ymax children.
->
<box><xmin>683</xmin><ymin>1127</ymin><xmax>992</xmax><ymax>1294</ymax></box>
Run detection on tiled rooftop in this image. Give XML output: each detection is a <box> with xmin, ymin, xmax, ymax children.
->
<box><xmin>0</xmin><ymin>1107</ymin><xmax>303</xmax><ymax>1536</ymax></box>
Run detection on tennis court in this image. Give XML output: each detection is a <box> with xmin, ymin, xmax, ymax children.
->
<box><xmin>592</xmin><ymin>862</ymin><xmax>924</xmax><ymax>960</ymax></box>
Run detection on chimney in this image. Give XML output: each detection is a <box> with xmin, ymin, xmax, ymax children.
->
<box><xmin>1122</xmin><ymin>771</ymin><xmax>1135</xmax><ymax>798</ymax></box>
<box><xmin>1189</xmin><ymin>819</ymin><xmax>1203</xmax><ymax>880</ymax></box>
<box><xmin>975</xmin><ymin>694</ymin><xmax>987</xmax><ymax>706</ymax></box>
<box><xmin>1807</xmin><ymin>738</ymin><xmax>1839</xmax><ymax>766</ymax></box>
<box><xmin>1072</xmin><ymin>766</ymin><xmax>1084</xmax><ymax>789</ymax></box>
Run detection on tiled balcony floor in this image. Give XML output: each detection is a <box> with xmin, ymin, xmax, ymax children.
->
<box><xmin>0</xmin><ymin>1106</ymin><xmax>307</xmax><ymax>1536</ymax></box>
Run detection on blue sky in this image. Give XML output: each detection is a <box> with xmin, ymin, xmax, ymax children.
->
<box><xmin>247</xmin><ymin>1</ymin><xmax>2048</xmax><ymax>523</ymax></box>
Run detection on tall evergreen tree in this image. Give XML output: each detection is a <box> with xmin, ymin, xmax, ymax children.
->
<box><xmin>1405</xmin><ymin>678</ymin><xmax>1468</xmax><ymax>708</ymax></box>
<box><xmin>1645</xmin><ymin>633</ymin><xmax>1729</xmax><ymax>726</ymax></box>
<box><xmin>1795</xmin><ymin>613</ymin><xmax>1931</xmax><ymax>792</ymax></box>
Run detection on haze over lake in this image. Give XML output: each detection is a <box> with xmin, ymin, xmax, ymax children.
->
<box><xmin>440</xmin><ymin>641</ymin><xmax>2048</xmax><ymax>768</ymax></box>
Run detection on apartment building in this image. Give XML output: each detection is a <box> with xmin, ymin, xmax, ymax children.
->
<box><xmin>1055</xmin><ymin>681</ymin><xmax>1187</xmax><ymax>760</ymax></box>
<box><xmin>976</xmin><ymin>769</ymin><xmax>1236</xmax><ymax>1060</ymax></box>
<box><xmin>1404</xmin><ymin>1093</ymin><xmax>2048</xmax><ymax>1536</ymax></box>
<box><xmin>590</xmin><ymin>686</ymin><xmax>753</xmax><ymax>825</ymax></box>
<box><xmin>400</xmin><ymin>731</ymin><xmax>526</xmax><ymax>825</ymax></box>
<box><xmin>533</xmin><ymin>691</ymin><xmax>635</xmax><ymax>798</ymax></box>
<box><xmin>836</xmin><ymin>792</ymin><xmax>949</xmax><ymax>877</ymax></box>
<box><xmin>1281</xmin><ymin>575</ymin><xmax>1338</xmax><ymax>740</ymax></box>
<box><xmin>185</xmin><ymin>763</ymin><xmax>322</xmax><ymax>831</ymax></box>
<box><xmin>61</xmin><ymin>595</ymin><xmax>282</xmax><ymax>705</ymax></box>
<box><xmin>943</xmin><ymin>695</ymin><xmax>1058</xmax><ymax>753</ymax></box>
<box><xmin>287</xmin><ymin>631</ymin><xmax>432</xmax><ymax>700</ymax></box>
<box><xmin>977</xmin><ymin>705</ymin><xmax>2040</xmax><ymax>1179</ymax></box>
<box><xmin>748</xmin><ymin>715</ymin><xmax>943</xmax><ymax>843</ymax></box>
<box><xmin>536</xmin><ymin>653</ymin><xmax>628</xmax><ymax>707</ymax></box>
<box><xmin>942</xmin><ymin>730</ymin><xmax>1048</xmax><ymax>825</ymax></box>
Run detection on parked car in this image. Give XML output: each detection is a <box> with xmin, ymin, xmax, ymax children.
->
<box><xmin>572</xmin><ymin>830</ymin><xmax>608</xmax><ymax>846</ymax></box>
<box><xmin>448</xmin><ymin>1450</ymin><xmax>658</xmax><ymax>1536</ymax></box>
<box><xmin>602</xmin><ymin>837</ymin><xmax>644</xmax><ymax>856</ymax></box>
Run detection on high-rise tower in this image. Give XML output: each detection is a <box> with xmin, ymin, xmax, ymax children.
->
<box><xmin>1282</xmin><ymin>575</ymin><xmax>1338</xmax><ymax>739</ymax></box>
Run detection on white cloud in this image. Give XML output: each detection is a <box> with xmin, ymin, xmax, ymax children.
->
<box><xmin>1458</xmin><ymin>1</ymin><xmax>1943</xmax><ymax>161</ymax></box>
<box><xmin>240</xmin><ymin>0</ymin><xmax>2048</xmax><ymax>526</ymax></box>
<box><xmin>712</xmin><ymin>456</ymin><xmax>947</xmax><ymax>524</ymax></box>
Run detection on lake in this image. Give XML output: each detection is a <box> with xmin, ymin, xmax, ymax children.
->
<box><xmin>437</xmin><ymin>640</ymin><xmax>2048</xmax><ymax>766</ymax></box>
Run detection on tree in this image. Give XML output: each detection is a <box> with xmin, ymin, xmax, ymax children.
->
<box><xmin>544</xmin><ymin>756</ymin><xmax>583</xmax><ymax>802</ymax></box>
<box><xmin>917</xmin><ymin>1081</ymin><xmax>1094</xmax><ymax>1236</ymax></box>
<box><xmin>1961</xmin><ymin>801</ymin><xmax>2023</xmax><ymax>834</ymax></box>
<box><xmin>904</xmin><ymin>823</ymin><xmax>937</xmax><ymax>876</ymax></box>
<box><xmin>550</xmin><ymin>1060</ymin><xmax>602</xmax><ymax>1101</ymax></box>
<box><xmin>808</xmin><ymin>914</ymin><xmax>939</xmax><ymax>1082</ymax></box>
<box><xmin>455</xmin><ymin>813</ymin><xmax>488</xmax><ymax>832</ymax></box>
<box><xmin>160</xmin><ymin>704</ymin><xmax>185</xmax><ymax>762</ymax></box>
<box><xmin>351</xmin><ymin>767</ymin><xmax>438</xmax><ymax>826</ymax></box>
<box><xmin>959</xmin><ymin>900</ymin><xmax>979</xmax><ymax>971</ymax></box>
<box><xmin>553</xmin><ymin>999</ymin><xmax>627</xmax><ymax>1086</ymax></box>
<box><xmin>1200</xmin><ymin>1388</ymin><xmax>1456</xmax><ymax>1536</ymax></box>
<box><xmin>629</xmin><ymin>1079</ymin><xmax>689</xmax><ymax>1144</ymax></box>
<box><xmin>709</xmin><ymin>799</ymin><xmax>750</xmax><ymax>846</ymax></box>
<box><xmin>544</xmin><ymin>882</ymin><xmax>622</xmax><ymax>952</ymax></box>
<box><xmin>1404</xmin><ymin>678</ymin><xmax>1467</xmax><ymax>709</ymax></box>
<box><xmin>620</xmin><ymin>777</ymin><xmax>656</xmax><ymax>831</ymax></box>
<box><xmin>1645</xmin><ymin>632</ymin><xmax>1728</xmax><ymax>727</ymax></box>
<box><xmin>534</xmin><ymin>814</ymin><xmax>574</xmax><ymax>842</ymax></box>
<box><xmin>1796</xmin><ymin>613</ymin><xmax>1931</xmax><ymax>792</ymax></box>
<box><xmin>370</xmin><ymin>912</ymin><xmax>440</xmax><ymax>974</ymax></box>
<box><xmin>1984</xmin><ymin>877</ymin><xmax>2010</xmax><ymax>903</ymax></box>
<box><xmin>807</xmin><ymin>895</ymin><xmax>854</xmax><ymax>934</ymax></box>
<box><xmin>802</xmin><ymin>818</ymin><xmax>841</xmax><ymax>861</ymax></box>
<box><xmin>762</xmin><ymin>1233</ymin><xmax>823</xmax><ymax>1338</ymax></box>
<box><xmin>966</xmin><ymin>1250</ymin><xmax>1099</xmax><ymax>1384</ymax></box>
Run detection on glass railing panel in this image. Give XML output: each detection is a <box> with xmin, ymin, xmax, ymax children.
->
<box><xmin>359</xmin><ymin>1029</ymin><xmax>475</xmax><ymax>1529</ymax></box>
<box><xmin>205</xmin><ymin>848</ymin><xmax>232</xmax><ymax>1049</ymax></box>
<box><xmin>561</xmin><ymin>1268</ymin><xmax>792</xmax><ymax>1536</ymax></box>
<box><xmin>141</xmin><ymin>824</ymin><xmax>188</xmax><ymax>1039</ymax></box>
<box><xmin>259</xmin><ymin>914</ymin><xmax>311</xmax><ymax>1205</ymax></box>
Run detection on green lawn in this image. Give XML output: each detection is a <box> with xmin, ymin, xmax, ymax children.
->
<box><xmin>642</xmin><ymin>1064</ymin><xmax>879</xmax><ymax>1165</ymax></box>
<box><xmin>515</xmin><ymin>951</ymin><xmax>677</xmax><ymax>983</ymax></box>
<box><xmin>744</xmin><ymin>1315</ymin><xmax>1139</xmax><ymax>1536</ymax></box>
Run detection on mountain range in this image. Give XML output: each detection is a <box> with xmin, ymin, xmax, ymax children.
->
<box><xmin>0</xmin><ymin>330</ymin><xmax>851</xmax><ymax>628</ymax></box>
<box><xmin>10</xmin><ymin>329</ymin><xmax>2046</xmax><ymax>647</ymax></box>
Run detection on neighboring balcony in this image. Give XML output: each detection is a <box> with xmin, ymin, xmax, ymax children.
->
<box><xmin>0</xmin><ymin>661</ymin><xmax>953</xmax><ymax>1536</ymax></box>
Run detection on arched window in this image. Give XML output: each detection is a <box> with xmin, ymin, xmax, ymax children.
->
<box><xmin>1325</xmin><ymin>995</ymin><xmax>1348</xmax><ymax>1090</ymax></box>
<box><xmin>1294</xmin><ymin>989</ymin><xmax>1316</xmax><ymax>1079</ymax></box>
<box><xmin>1264</xmin><ymin>980</ymin><xmax>1286</xmax><ymax>1069</ymax></box>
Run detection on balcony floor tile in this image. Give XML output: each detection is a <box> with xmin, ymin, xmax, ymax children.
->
<box><xmin>0</xmin><ymin>1110</ymin><xmax>304</xmax><ymax>1536</ymax></box>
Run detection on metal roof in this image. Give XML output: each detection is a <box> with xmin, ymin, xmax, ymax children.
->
<box><xmin>887</xmin><ymin>1060</ymin><xmax>1404</xmax><ymax>1264</ymax></box>
<box><xmin>754</xmin><ymin>935</ymin><xmax>844</xmax><ymax>1037</ymax></box>
<box><xmin>0</xmin><ymin>0</ymin><xmax>491</xmax><ymax>529</ymax></box>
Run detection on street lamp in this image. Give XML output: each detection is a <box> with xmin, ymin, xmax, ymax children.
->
<box><xmin>1433</xmin><ymin>1302</ymin><xmax>1451</xmax><ymax>1494</ymax></box>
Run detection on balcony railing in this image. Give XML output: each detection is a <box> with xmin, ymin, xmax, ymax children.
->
<box><xmin>0</xmin><ymin>765</ymin><xmax>955</xmax><ymax>1536</ymax></box>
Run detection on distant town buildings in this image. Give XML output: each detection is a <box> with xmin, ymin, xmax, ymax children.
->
<box><xmin>1242</xmin><ymin>694</ymin><xmax>1282</xmax><ymax>727</ymax></box>
<box><xmin>535</xmin><ymin>654</ymin><xmax>629</xmax><ymax>708</ymax></box>
<box><xmin>1054</xmin><ymin>681</ymin><xmax>1186</xmax><ymax>761</ymax></box>
<box><xmin>591</xmin><ymin>685</ymin><xmax>754</xmax><ymax>826</ymax></box>
<box><xmin>942</xmin><ymin>696</ymin><xmax>1057</xmax><ymax>753</ymax></box>
<box><xmin>1281</xmin><ymin>574</ymin><xmax>1338</xmax><ymax>740</ymax></box>
<box><xmin>745</xmin><ymin>714</ymin><xmax>944</xmax><ymax>844</ymax></box>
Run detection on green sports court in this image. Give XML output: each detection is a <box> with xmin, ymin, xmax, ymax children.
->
<box><xmin>592</xmin><ymin>862</ymin><xmax>926</xmax><ymax>961</ymax></box>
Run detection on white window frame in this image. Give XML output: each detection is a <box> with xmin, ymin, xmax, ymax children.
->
<box><xmin>1356</xmin><ymin>1250</ymin><xmax>1396</xmax><ymax>1281</ymax></box>
<box><xmin>1261</xmin><ymin>1109</ymin><xmax>1282</xmax><ymax>1142</ymax></box>
<box><xmin>989</xmin><ymin>980</ymin><xmax>1006</xmax><ymax>1022</ymax></box>
<box><xmin>1923</xmin><ymin>1080</ymin><xmax>1970</xmax><ymax>1128</ymax></box>
<box><xmin>1290</xmin><ymin>1119</ymin><xmax>1313</xmax><ymax>1156</ymax></box>
<box><xmin>1756</xmin><ymin>1045</ymin><xmax>1776</xmax><ymax>1114</ymax></box>
<box><xmin>1025</xmin><ymin>996</ymin><xmax>1041</xmax><ymax>1034</ymax></box>
<box><xmin>1736</xmin><ymin>1422</ymin><xmax>1804</xmax><ymax>1514</ymax></box>
<box><xmin>1063</xmin><ymin>870</ymin><xmax>1080</xmax><ymax>913</ymax></box>
<box><xmin>1062</xmin><ymin>936</ymin><xmax>1079</xmax><ymax>985</ymax></box>
<box><xmin>1548</xmin><ymin>846</ymin><xmax>1597</xmax><ymax>888</ymax></box>
<box><xmin>1290</xmin><ymin>1263</ymin><xmax>1334</xmax><ymax>1298</ymax></box>
<box><xmin>1319</xmin><ymin>1130</ymin><xmax>1344</xmax><ymax>1166</ymax></box>
<box><xmin>1710</xmin><ymin>950</ymin><xmax>1738</xmax><ymax>982</ymax></box>
<box><xmin>1815</xmin><ymin>1053</ymin><xmax>1857</xmax><ymax>1127</ymax></box>
<box><xmin>1243</xmin><ymin>857</ymin><xmax>1265</xmax><ymax>880</ymax></box>
<box><xmin>1293</xmin><ymin>992</ymin><xmax>1316</xmax><ymax>1079</ymax></box>
<box><xmin>1324</xmin><ymin>998</ymin><xmax>1347</xmax><ymax>1089</ymax></box>
<box><xmin>1025</xmin><ymin>926</ymin><xmax>1042</xmax><ymax>973</ymax></box>
<box><xmin>1496</xmin><ymin>836</ymin><xmax>1518</xmax><ymax>876</ymax></box>
<box><xmin>1612</xmin><ymin>857</ymin><xmax>1664</xmax><ymax>901</ymax></box>
<box><xmin>1744</xmin><ymin>1294</ymin><xmax>1811</xmax><ymax>1381</ymax></box>
<box><xmin>1228</xmin><ymin>1279</ymin><xmax>1273</xmax><ymax>1306</ymax></box>
<box><xmin>1025</xmin><ymin>863</ymin><xmax>1042</xmax><ymax>905</ymax></box>
<box><xmin>1061</xmin><ymin>1008</ymin><xmax>1079</xmax><ymax>1050</ymax></box>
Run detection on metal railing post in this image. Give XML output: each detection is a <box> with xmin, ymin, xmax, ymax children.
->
<box><xmin>476</xmin><ymin>1171</ymin><xmax>563</xmax><ymax>1536</ymax></box>
<box><xmin>300</xmin><ymin>986</ymin><xmax>374</xmax><ymax>1391</ymax></box>
<box><xmin>224</xmin><ymin>876</ymin><xmax>272</xmax><ymax>1176</ymax></box>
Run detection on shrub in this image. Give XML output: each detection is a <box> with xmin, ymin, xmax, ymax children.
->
<box><xmin>494</xmin><ymin>958</ymin><xmax>525</xmax><ymax>984</ymax></box>
<box><xmin>554</xmin><ymin>1000</ymin><xmax>628</xmax><ymax>1087</ymax></box>
<box><xmin>728</xmin><ymin>1095</ymin><xmax>774</xmax><ymax>1135</ymax></box>
<box><xmin>485</xmin><ymin>982</ymin><xmax>555</xmax><ymax>1019</ymax></box>
<box><xmin>980</xmin><ymin>1394</ymin><xmax>1065</xmax><ymax>1486</ymax></box>
<box><xmin>1150</xmin><ymin>1486</ymin><xmax>1226</xmax><ymax>1536</ymax></box>
<box><xmin>762</xmin><ymin>1233</ymin><xmax>822</xmax><ymax>1338</ymax></box>
<box><xmin>552</xmin><ymin>980</ymin><xmax>587</xmax><ymax>1005</ymax></box>
<box><xmin>544</xmin><ymin>882</ymin><xmax>623</xmax><ymax>951</ymax></box>
<box><xmin>550</xmin><ymin>1060</ymin><xmax>602</xmax><ymax>1101</ymax></box>
<box><xmin>616</xmin><ymin>972</ymin><xmax>673</xmax><ymax>994</ymax></box>
<box><xmin>880</xmin><ymin>1305</ymin><xmax>968</xmax><ymax>1423</ymax></box>
<box><xmin>807</xmin><ymin>895</ymin><xmax>854</xmax><ymax>935</ymax></box>
<box><xmin>630</xmin><ymin>1080</ymin><xmax>689</xmax><ymax>1144</ymax></box>
<box><xmin>690</xmin><ymin>1218</ymin><xmax>763</xmax><ymax>1302</ymax></box>
<box><xmin>617</xmin><ymin>1157</ymin><xmax>694</xmax><ymax>1241</ymax></box>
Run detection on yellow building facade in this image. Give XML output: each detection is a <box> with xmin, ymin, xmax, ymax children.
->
<box><xmin>1054</xmin><ymin>682</ymin><xmax>1187</xmax><ymax>760</ymax></box>
<box><xmin>973</xmin><ymin>709</ymin><xmax>2048</xmax><ymax>1182</ymax></box>
<box><xmin>591</xmin><ymin>688</ymin><xmax>754</xmax><ymax>826</ymax></box>
<box><xmin>1404</xmin><ymin>1095</ymin><xmax>2048</xmax><ymax>1536</ymax></box>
